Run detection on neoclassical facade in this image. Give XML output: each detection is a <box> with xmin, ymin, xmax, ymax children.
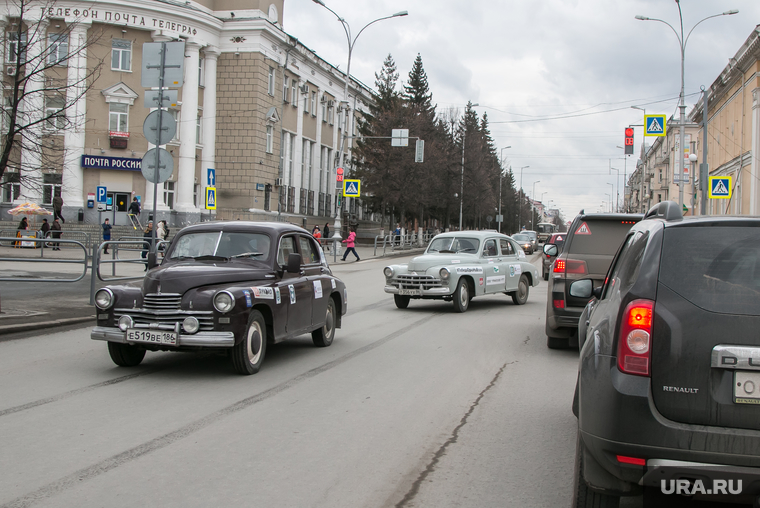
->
<box><xmin>0</xmin><ymin>0</ymin><xmax>373</xmax><ymax>227</ymax></box>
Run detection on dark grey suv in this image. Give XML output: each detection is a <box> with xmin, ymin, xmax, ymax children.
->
<box><xmin>573</xmin><ymin>201</ymin><xmax>760</xmax><ymax>506</ymax></box>
<box><xmin>544</xmin><ymin>211</ymin><xmax>642</xmax><ymax>349</ymax></box>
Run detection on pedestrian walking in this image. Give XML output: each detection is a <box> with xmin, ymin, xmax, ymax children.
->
<box><xmin>156</xmin><ymin>220</ymin><xmax>168</xmax><ymax>254</ymax></box>
<box><xmin>341</xmin><ymin>227</ymin><xmax>360</xmax><ymax>262</ymax></box>
<box><xmin>40</xmin><ymin>218</ymin><xmax>50</xmax><ymax>248</ymax></box>
<box><xmin>142</xmin><ymin>221</ymin><xmax>153</xmax><ymax>270</ymax></box>
<box><xmin>312</xmin><ymin>225</ymin><xmax>322</xmax><ymax>244</ymax></box>
<box><xmin>102</xmin><ymin>218</ymin><xmax>112</xmax><ymax>254</ymax></box>
<box><xmin>52</xmin><ymin>194</ymin><xmax>65</xmax><ymax>223</ymax></box>
<box><xmin>323</xmin><ymin>223</ymin><xmax>330</xmax><ymax>252</ymax></box>
<box><xmin>51</xmin><ymin>218</ymin><xmax>62</xmax><ymax>250</ymax></box>
<box><xmin>128</xmin><ymin>197</ymin><xmax>141</xmax><ymax>216</ymax></box>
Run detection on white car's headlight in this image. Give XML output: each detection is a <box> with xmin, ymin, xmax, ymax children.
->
<box><xmin>384</xmin><ymin>266</ymin><xmax>394</xmax><ymax>278</ymax></box>
<box><xmin>95</xmin><ymin>288</ymin><xmax>114</xmax><ymax>310</ymax></box>
<box><xmin>213</xmin><ymin>291</ymin><xmax>235</xmax><ymax>313</ymax></box>
<box><xmin>439</xmin><ymin>267</ymin><xmax>450</xmax><ymax>280</ymax></box>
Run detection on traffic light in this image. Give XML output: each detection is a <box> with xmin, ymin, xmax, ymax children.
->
<box><xmin>624</xmin><ymin>128</ymin><xmax>634</xmax><ymax>155</ymax></box>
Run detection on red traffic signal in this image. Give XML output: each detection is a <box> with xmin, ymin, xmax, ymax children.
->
<box><xmin>624</xmin><ymin>128</ymin><xmax>634</xmax><ymax>154</ymax></box>
<box><xmin>336</xmin><ymin>167</ymin><xmax>344</xmax><ymax>175</ymax></box>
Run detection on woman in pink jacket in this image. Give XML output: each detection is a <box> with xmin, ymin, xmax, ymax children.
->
<box><xmin>341</xmin><ymin>227</ymin><xmax>360</xmax><ymax>261</ymax></box>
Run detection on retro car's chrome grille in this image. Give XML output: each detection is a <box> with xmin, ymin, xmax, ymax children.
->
<box><xmin>144</xmin><ymin>293</ymin><xmax>182</xmax><ymax>310</ymax></box>
<box><xmin>394</xmin><ymin>274</ymin><xmax>443</xmax><ymax>290</ymax></box>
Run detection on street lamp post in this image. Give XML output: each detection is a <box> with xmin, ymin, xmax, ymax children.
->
<box><xmin>531</xmin><ymin>180</ymin><xmax>540</xmax><ymax>228</ymax></box>
<box><xmin>636</xmin><ymin>4</ymin><xmax>738</xmax><ymax>212</ymax></box>
<box><xmin>631</xmin><ymin>106</ymin><xmax>647</xmax><ymax>212</ymax></box>
<box><xmin>458</xmin><ymin>103</ymin><xmax>478</xmax><ymax>231</ymax></box>
<box><xmin>609</xmin><ymin>163</ymin><xmax>620</xmax><ymax>212</ymax></box>
<box><xmin>312</xmin><ymin>0</ymin><xmax>408</xmax><ymax>241</ymax></box>
<box><xmin>498</xmin><ymin>146</ymin><xmax>511</xmax><ymax>233</ymax></box>
<box><xmin>518</xmin><ymin>166</ymin><xmax>529</xmax><ymax>231</ymax></box>
<box><xmin>607</xmin><ymin>183</ymin><xmax>614</xmax><ymax>212</ymax></box>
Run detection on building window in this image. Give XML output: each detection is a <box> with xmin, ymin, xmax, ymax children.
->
<box><xmin>321</xmin><ymin>97</ymin><xmax>327</xmax><ymax>121</ymax></box>
<box><xmin>7</xmin><ymin>32</ymin><xmax>26</xmax><ymax>64</ymax></box>
<box><xmin>2</xmin><ymin>172</ymin><xmax>20</xmax><ymax>202</ymax></box>
<box><xmin>311</xmin><ymin>91</ymin><xmax>317</xmax><ymax>116</ymax></box>
<box><xmin>328</xmin><ymin>104</ymin><xmax>334</xmax><ymax>125</ymax></box>
<box><xmin>198</xmin><ymin>58</ymin><xmax>205</xmax><ymax>87</ymax></box>
<box><xmin>45</xmin><ymin>96</ymin><xmax>65</xmax><ymax>130</ymax></box>
<box><xmin>283</xmin><ymin>76</ymin><xmax>289</xmax><ymax>103</ymax></box>
<box><xmin>168</xmin><ymin>109</ymin><xmax>180</xmax><ymax>141</ymax></box>
<box><xmin>266</xmin><ymin>125</ymin><xmax>273</xmax><ymax>153</ymax></box>
<box><xmin>47</xmin><ymin>34</ymin><xmax>68</xmax><ymax>65</ymax></box>
<box><xmin>163</xmin><ymin>181</ymin><xmax>175</xmax><ymax>208</ymax></box>
<box><xmin>292</xmin><ymin>81</ymin><xmax>298</xmax><ymax>108</ymax></box>
<box><xmin>268</xmin><ymin>66</ymin><xmax>275</xmax><ymax>95</ymax></box>
<box><xmin>111</xmin><ymin>39</ymin><xmax>131</xmax><ymax>71</ymax></box>
<box><xmin>303</xmin><ymin>89</ymin><xmax>309</xmax><ymax>112</ymax></box>
<box><xmin>657</xmin><ymin>193</ymin><xmax>662</xmax><ymax>203</ymax></box>
<box><xmin>196</xmin><ymin>113</ymin><xmax>201</xmax><ymax>144</ymax></box>
<box><xmin>109</xmin><ymin>103</ymin><xmax>128</xmax><ymax>133</ymax></box>
<box><xmin>194</xmin><ymin>184</ymin><xmax>199</xmax><ymax>207</ymax></box>
<box><xmin>42</xmin><ymin>173</ymin><xmax>62</xmax><ymax>205</ymax></box>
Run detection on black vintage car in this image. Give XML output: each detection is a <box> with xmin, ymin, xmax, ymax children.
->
<box><xmin>91</xmin><ymin>221</ymin><xmax>347</xmax><ymax>375</ymax></box>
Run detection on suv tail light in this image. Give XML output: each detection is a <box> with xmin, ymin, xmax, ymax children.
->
<box><xmin>617</xmin><ymin>299</ymin><xmax>654</xmax><ymax>376</ymax></box>
<box><xmin>553</xmin><ymin>257</ymin><xmax>588</xmax><ymax>275</ymax></box>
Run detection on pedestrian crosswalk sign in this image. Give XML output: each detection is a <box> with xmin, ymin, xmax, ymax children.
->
<box><xmin>343</xmin><ymin>179</ymin><xmax>361</xmax><ymax>197</ymax></box>
<box><xmin>644</xmin><ymin>115</ymin><xmax>667</xmax><ymax>137</ymax></box>
<box><xmin>206</xmin><ymin>187</ymin><xmax>217</xmax><ymax>209</ymax></box>
<box><xmin>708</xmin><ymin>176</ymin><xmax>731</xmax><ymax>199</ymax></box>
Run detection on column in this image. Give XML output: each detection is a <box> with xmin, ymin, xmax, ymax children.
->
<box><xmin>200</xmin><ymin>46</ymin><xmax>219</xmax><ymax>215</ymax></box>
<box><xmin>750</xmin><ymin>89</ymin><xmax>760</xmax><ymax>215</ymax></box>
<box><xmin>174</xmin><ymin>40</ymin><xmax>201</xmax><ymax>214</ymax></box>
<box><xmin>62</xmin><ymin>21</ymin><xmax>91</xmax><ymax>209</ymax></box>
<box><xmin>294</xmin><ymin>79</ymin><xmax>304</xmax><ymax>214</ymax></box>
<box><xmin>19</xmin><ymin>18</ymin><xmax>48</xmax><ymax>202</ymax></box>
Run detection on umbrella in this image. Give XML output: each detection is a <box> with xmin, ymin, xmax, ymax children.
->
<box><xmin>8</xmin><ymin>202</ymin><xmax>53</xmax><ymax>216</ymax></box>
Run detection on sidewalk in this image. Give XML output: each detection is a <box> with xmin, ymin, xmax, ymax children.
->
<box><xmin>0</xmin><ymin>241</ymin><xmax>423</xmax><ymax>336</ymax></box>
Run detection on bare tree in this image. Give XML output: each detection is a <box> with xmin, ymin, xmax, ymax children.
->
<box><xmin>0</xmin><ymin>0</ymin><xmax>103</xmax><ymax>202</ymax></box>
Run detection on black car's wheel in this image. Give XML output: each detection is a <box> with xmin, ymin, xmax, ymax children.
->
<box><xmin>547</xmin><ymin>336</ymin><xmax>569</xmax><ymax>349</ymax></box>
<box><xmin>107</xmin><ymin>342</ymin><xmax>146</xmax><ymax>367</ymax></box>
<box><xmin>394</xmin><ymin>294</ymin><xmax>410</xmax><ymax>309</ymax></box>
<box><xmin>572</xmin><ymin>430</ymin><xmax>620</xmax><ymax>508</ymax></box>
<box><xmin>511</xmin><ymin>274</ymin><xmax>529</xmax><ymax>305</ymax></box>
<box><xmin>312</xmin><ymin>298</ymin><xmax>336</xmax><ymax>347</ymax></box>
<box><xmin>232</xmin><ymin>310</ymin><xmax>267</xmax><ymax>375</ymax></box>
<box><xmin>453</xmin><ymin>278</ymin><xmax>470</xmax><ymax>313</ymax></box>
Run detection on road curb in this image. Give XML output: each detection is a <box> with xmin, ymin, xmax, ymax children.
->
<box><xmin>0</xmin><ymin>315</ymin><xmax>96</xmax><ymax>336</ymax></box>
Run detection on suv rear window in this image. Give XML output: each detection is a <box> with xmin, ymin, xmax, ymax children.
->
<box><xmin>660</xmin><ymin>227</ymin><xmax>760</xmax><ymax>316</ymax></box>
<box><xmin>568</xmin><ymin>220</ymin><xmax>634</xmax><ymax>255</ymax></box>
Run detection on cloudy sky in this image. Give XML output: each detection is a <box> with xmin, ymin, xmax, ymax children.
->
<box><xmin>284</xmin><ymin>0</ymin><xmax>760</xmax><ymax>223</ymax></box>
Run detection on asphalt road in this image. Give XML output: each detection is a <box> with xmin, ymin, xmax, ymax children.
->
<box><xmin>8</xmin><ymin>252</ymin><xmax>743</xmax><ymax>507</ymax></box>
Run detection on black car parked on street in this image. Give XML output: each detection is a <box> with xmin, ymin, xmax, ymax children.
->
<box><xmin>573</xmin><ymin>201</ymin><xmax>760</xmax><ymax>507</ymax></box>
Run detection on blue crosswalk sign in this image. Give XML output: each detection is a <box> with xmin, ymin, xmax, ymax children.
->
<box><xmin>343</xmin><ymin>179</ymin><xmax>361</xmax><ymax>197</ymax></box>
<box><xmin>644</xmin><ymin>115</ymin><xmax>666</xmax><ymax>137</ymax></box>
<box><xmin>206</xmin><ymin>187</ymin><xmax>217</xmax><ymax>209</ymax></box>
<box><xmin>709</xmin><ymin>176</ymin><xmax>731</xmax><ymax>199</ymax></box>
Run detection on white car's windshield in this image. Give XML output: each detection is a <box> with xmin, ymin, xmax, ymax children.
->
<box><xmin>169</xmin><ymin>231</ymin><xmax>272</xmax><ymax>261</ymax></box>
<box><xmin>427</xmin><ymin>237</ymin><xmax>480</xmax><ymax>254</ymax></box>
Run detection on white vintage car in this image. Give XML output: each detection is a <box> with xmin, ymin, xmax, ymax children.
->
<box><xmin>383</xmin><ymin>230</ymin><xmax>540</xmax><ymax>312</ymax></box>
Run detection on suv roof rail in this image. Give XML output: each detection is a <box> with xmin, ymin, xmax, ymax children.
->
<box><xmin>644</xmin><ymin>201</ymin><xmax>683</xmax><ymax>221</ymax></box>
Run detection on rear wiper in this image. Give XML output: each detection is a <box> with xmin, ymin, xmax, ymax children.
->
<box><xmin>193</xmin><ymin>255</ymin><xmax>229</xmax><ymax>261</ymax></box>
<box><xmin>229</xmin><ymin>251</ymin><xmax>264</xmax><ymax>259</ymax></box>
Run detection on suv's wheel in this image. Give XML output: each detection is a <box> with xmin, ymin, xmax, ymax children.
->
<box><xmin>572</xmin><ymin>431</ymin><xmax>620</xmax><ymax>508</ymax></box>
<box><xmin>453</xmin><ymin>279</ymin><xmax>470</xmax><ymax>313</ymax></box>
<box><xmin>312</xmin><ymin>298</ymin><xmax>336</xmax><ymax>347</ymax></box>
<box><xmin>511</xmin><ymin>274</ymin><xmax>529</xmax><ymax>305</ymax></box>
<box><xmin>231</xmin><ymin>310</ymin><xmax>267</xmax><ymax>375</ymax></box>
<box><xmin>394</xmin><ymin>294</ymin><xmax>410</xmax><ymax>309</ymax></box>
<box><xmin>107</xmin><ymin>342</ymin><xmax>146</xmax><ymax>367</ymax></box>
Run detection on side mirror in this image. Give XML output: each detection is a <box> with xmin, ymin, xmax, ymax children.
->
<box><xmin>593</xmin><ymin>286</ymin><xmax>603</xmax><ymax>299</ymax></box>
<box><xmin>569</xmin><ymin>279</ymin><xmax>593</xmax><ymax>299</ymax></box>
<box><xmin>286</xmin><ymin>253</ymin><xmax>302</xmax><ymax>274</ymax></box>
<box><xmin>543</xmin><ymin>243</ymin><xmax>558</xmax><ymax>257</ymax></box>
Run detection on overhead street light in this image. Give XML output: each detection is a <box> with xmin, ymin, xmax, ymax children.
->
<box><xmin>498</xmin><ymin>146</ymin><xmax>511</xmax><ymax>233</ymax></box>
<box><xmin>636</xmin><ymin>4</ymin><xmax>738</xmax><ymax>212</ymax></box>
<box><xmin>312</xmin><ymin>0</ymin><xmax>408</xmax><ymax>232</ymax></box>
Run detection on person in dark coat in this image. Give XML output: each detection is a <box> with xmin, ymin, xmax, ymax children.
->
<box><xmin>323</xmin><ymin>223</ymin><xmax>330</xmax><ymax>252</ymax></box>
<box><xmin>128</xmin><ymin>197</ymin><xmax>141</xmax><ymax>216</ymax></box>
<box><xmin>142</xmin><ymin>221</ymin><xmax>153</xmax><ymax>270</ymax></box>
<box><xmin>51</xmin><ymin>219</ymin><xmax>62</xmax><ymax>250</ymax></box>
<box><xmin>102</xmin><ymin>218</ymin><xmax>112</xmax><ymax>254</ymax></box>
<box><xmin>52</xmin><ymin>195</ymin><xmax>64</xmax><ymax>223</ymax></box>
<box><xmin>17</xmin><ymin>217</ymin><xmax>28</xmax><ymax>230</ymax></box>
<box><xmin>40</xmin><ymin>218</ymin><xmax>50</xmax><ymax>248</ymax></box>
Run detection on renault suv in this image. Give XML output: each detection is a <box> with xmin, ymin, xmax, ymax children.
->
<box><xmin>544</xmin><ymin>211</ymin><xmax>641</xmax><ymax>349</ymax></box>
<box><xmin>573</xmin><ymin>201</ymin><xmax>760</xmax><ymax>506</ymax></box>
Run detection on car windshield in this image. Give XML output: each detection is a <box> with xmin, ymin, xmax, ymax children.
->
<box><xmin>168</xmin><ymin>231</ymin><xmax>272</xmax><ymax>262</ymax></box>
<box><xmin>513</xmin><ymin>234</ymin><xmax>530</xmax><ymax>242</ymax></box>
<box><xmin>427</xmin><ymin>236</ymin><xmax>480</xmax><ymax>254</ymax></box>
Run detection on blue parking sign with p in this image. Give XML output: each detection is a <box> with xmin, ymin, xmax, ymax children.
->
<box><xmin>206</xmin><ymin>187</ymin><xmax>217</xmax><ymax>210</ymax></box>
<box><xmin>96</xmin><ymin>186</ymin><xmax>107</xmax><ymax>203</ymax></box>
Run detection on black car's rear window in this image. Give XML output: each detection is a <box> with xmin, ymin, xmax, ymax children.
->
<box><xmin>660</xmin><ymin>227</ymin><xmax>760</xmax><ymax>315</ymax></box>
<box><xmin>567</xmin><ymin>220</ymin><xmax>636</xmax><ymax>255</ymax></box>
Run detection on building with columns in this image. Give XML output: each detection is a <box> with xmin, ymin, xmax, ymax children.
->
<box><xmin>0</xmin><ymin>0</ymin><xmax>373</xmax><ymax>228</ymax></box>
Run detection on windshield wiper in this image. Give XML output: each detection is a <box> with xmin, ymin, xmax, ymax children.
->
<box><xmin>438</xmin><ymin>249</ymin><xmax>456</xmax><ymax>253</ymax></box>
<box><xmin>229</xmin><ymin>251</ymin><xmax>264</xmax><ymax>259</ymax></box>
<box><xmin>193</xmin><ymin>255</ymin><xmax>229</xmax><ymax>261</ymax></box>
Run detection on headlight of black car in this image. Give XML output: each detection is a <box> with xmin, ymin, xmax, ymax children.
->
<box><xmin>213</xmin><ymin>291</ymin><xmax>235</xmax><ymax>313</ymax></box>
<box><xmin>95</xmin><ymin>288</ymin><xmax>114</xmax><ymax>310</ymax></box>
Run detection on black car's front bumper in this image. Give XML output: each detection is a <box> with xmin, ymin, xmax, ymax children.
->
<box><xmin>91</xmin><ymin>327</ymin><xmax>235</xmax><ymax>347</ymax></box>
